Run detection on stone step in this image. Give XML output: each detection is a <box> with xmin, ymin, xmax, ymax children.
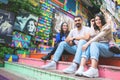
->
<box><xmin>27</xmin><ymin>53</ymin><xmax>120</xmax><ymax>67</ymax></box>
<box><xmin>18</xmin><ymin>58</ymin><xmax>120</xmax><ymax>80</ymax></box>
<box><xmin>0</xmin><ymin>68</ymin><xmax>27</xmax><ymax>80</ymax></box>
<box><xmin>4</xmin><ymin>61</ymin><xmax>109</xmax><ymax>80</ymax></box>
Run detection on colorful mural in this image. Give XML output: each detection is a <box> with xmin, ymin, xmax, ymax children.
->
<box><xmin>11</xmin><ymin>31</ymin><xmax>31</xmax><ymax>49</ymax></box>
<box><xmin>14</xmin><ymin>12</ymin><xmax>38</xmax><ymax>36</ymax></box>
<box><xmin>53</xmin><ymin>9</ymin><xmax>74</xmax><ymax>33</ymax></box>
<box><xmin>0</xmin><ymin>9</ymin><xmax>15</xmax><ymax>44</ymax></box>
<box><xmin>51</xmin><ymin>0</ymin><xmax>64</xmax><ymax>7</ymax></box>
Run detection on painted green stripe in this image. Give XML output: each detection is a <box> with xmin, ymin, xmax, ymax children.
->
<box><xmin>5</xmin><ymin>62</ymin><xmax>75</xmax><ymax>80</ymax></box>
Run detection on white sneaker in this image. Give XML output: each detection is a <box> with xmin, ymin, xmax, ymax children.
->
<box><xmin>41</xmin><ymin>61</ymin><xmax>56</xmax><ymax>70</ymax></box>
<box><xmin>83</xmin><ymin>67</ymin><xmax>99</xmax><ymax>78</ymax></box>
<box><xmin>63</xmin><ymin>63</ymin><xmax>77</xmax><ymax>74</ymax></box>
<box><xmin>75</xmin><ymin>66</ymin><xmax>84</xmax><ymax>76</ymax></box>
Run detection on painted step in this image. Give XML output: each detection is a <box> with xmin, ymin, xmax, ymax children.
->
<box><xmin>4</xmin><ymin>61</ymin><xmax>109</xmax><ymax>80</ymax></box>
<box><xmin>18</xmin><ymin>58</ymin><xmax>120</xmax><ymax>80</ymax></box>
<box><xmin>28</xmin><ymin>53</ymin><xmax>120</xmax><ymax>67</ymax></box>
<box><xmin>0</xmin><ymin>68</ymin><xmax>27</xmax><ymax>80</ymax></box>
<box><xmin>19</xmin><ymin>57</ymin><xmax>71</xmax><ymax>70</ymax></box>
<box><xmin>0</xmin><ymin>63</ymin><xmax>4</xmax><ymax>67</ymax></box>
<box><xmin>99</xmin><ymin>57</ymin><xmax>120</xmax><ymax>67</ymax></box>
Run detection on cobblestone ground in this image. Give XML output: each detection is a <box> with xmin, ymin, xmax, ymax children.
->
<box><xmin>0</xmin><ymin>68</ymin><xmax>26</xmax><ymax>80</ymax></box>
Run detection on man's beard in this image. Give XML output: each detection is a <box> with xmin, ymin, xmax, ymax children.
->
<box><xmin>76</xmin><ymin>23</ymin><xmax>81</xmax><ymax>28</ymax></box>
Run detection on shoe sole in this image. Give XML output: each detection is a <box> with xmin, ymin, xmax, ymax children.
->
<box><xmin>41</xmin><ymin>67</ymin><xmax>56</xmax><ymax>70</ymax></box>
<box><xmin>63</xmin><ymin>71</ymin><xmax>75</xmax><ymax>74</ymax></box>
<box><xmin>83</xmin><ymin>73</ymin><xmax>98</xmax><ymax>78</ymax></box>
<box><xmin>75</xmin><ymin>73</ymin><xmax>83</xmax><ymax>77</ymax></box>
<box><xmin>41</xmin><ymin>58</ymin><xmax>51</xmax><ymax>60</ymax></box>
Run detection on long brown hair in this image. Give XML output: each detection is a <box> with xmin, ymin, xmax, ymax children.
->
<box><xmin>60</xmin><ymin>22</ymin><xmax>69</xmax><ymax>39</ymax></box>
<box><xmin>94</xmin><ymin>13</ymin><xmax>106</xmax><ymax>31</ymax></box>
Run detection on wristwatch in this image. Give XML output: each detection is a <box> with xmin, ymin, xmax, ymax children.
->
<box><xmin>73</xmin><ymin>38</ymin><xmax>76</xmax><ymax>41</ymax></box>
<box><xmin>72</xmin><ymin>38</ymin><xmax>76</xmax><ymax>45</ymax></box>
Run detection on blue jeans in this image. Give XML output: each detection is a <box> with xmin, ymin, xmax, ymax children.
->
<box><xmin>53</xmin><ymin>40</ymin><xmax>87</xmax><ymax>64</ymax></box>
<box><xmin>82</xmin><ymin>42</ymin><xmax>114</xmax><ymax>61</ymax></box>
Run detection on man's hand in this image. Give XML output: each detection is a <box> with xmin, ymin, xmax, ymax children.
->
<box><xmin>68</xmin><ymin>41</ymin><xmax>74</xmax><ymax>46</ymax></box>
<box><xmin>65</xmin><ymin>37</ymin><xmax>74</xmax><ymax>43</ymax></box>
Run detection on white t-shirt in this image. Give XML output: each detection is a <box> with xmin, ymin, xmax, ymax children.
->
<box><xmin>68</xmin><ymin>26</ymin><xmax>91</xmax><ymax>44</ymax></box>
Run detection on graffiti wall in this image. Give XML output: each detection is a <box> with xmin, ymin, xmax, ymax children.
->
<box><xmin>0</xmin><ymin>9</ymin><xmax>15</xmax><ymax>44</ymax></box>
<box><xmin>53</xmin><ymin>10</ymin><xmax>74</xmax><ymax>33</ymax></box>
<box><xmin>14</xmin><ymin>12</ymin><xmax>38</xmax><ymax>36</ymax></box>
<box><xmin>11</xmin><ymin>31</ymin><xmax>31</xmax><ymax>49</ymax></box>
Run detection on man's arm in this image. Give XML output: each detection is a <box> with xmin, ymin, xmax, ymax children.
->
<box><xmin>65</xmin><ymin>30</ymin><xmax>74</xmax><ymax>43</ymax></box>
<box><xmin>74</xmin><ymin>32</ymin><xmax>90</xmax><ymax>41</ymax></box>
<box><xmin>66</xmin><ymin>28</ymin><xmax>91</xmax><ymax>43</ymax></box>
<box><xmin>65</xmin><ymin>36</ymin><xmax>73</xmax><ymax>43</ymax></box>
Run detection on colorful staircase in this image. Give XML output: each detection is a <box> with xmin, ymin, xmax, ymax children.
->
<box><xmin>3</xmin><ymin>57</ymin><xmax>120</xmax><ymax>80</ymax></box>
<box><xmin>4</xmin><ymin>61</ymin><xmax>110</xmax><ymax>80</ymax></box>
<box><xmin>5</xmin><ymin>62</ymin><xmax>77</xmax><ymax>80</ymax></box>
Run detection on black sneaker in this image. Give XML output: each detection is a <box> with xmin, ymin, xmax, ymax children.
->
<box><xmin>41</xmin><ymin>54</ymin><xmax>51</xmax><ymax>60</ymax></box>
